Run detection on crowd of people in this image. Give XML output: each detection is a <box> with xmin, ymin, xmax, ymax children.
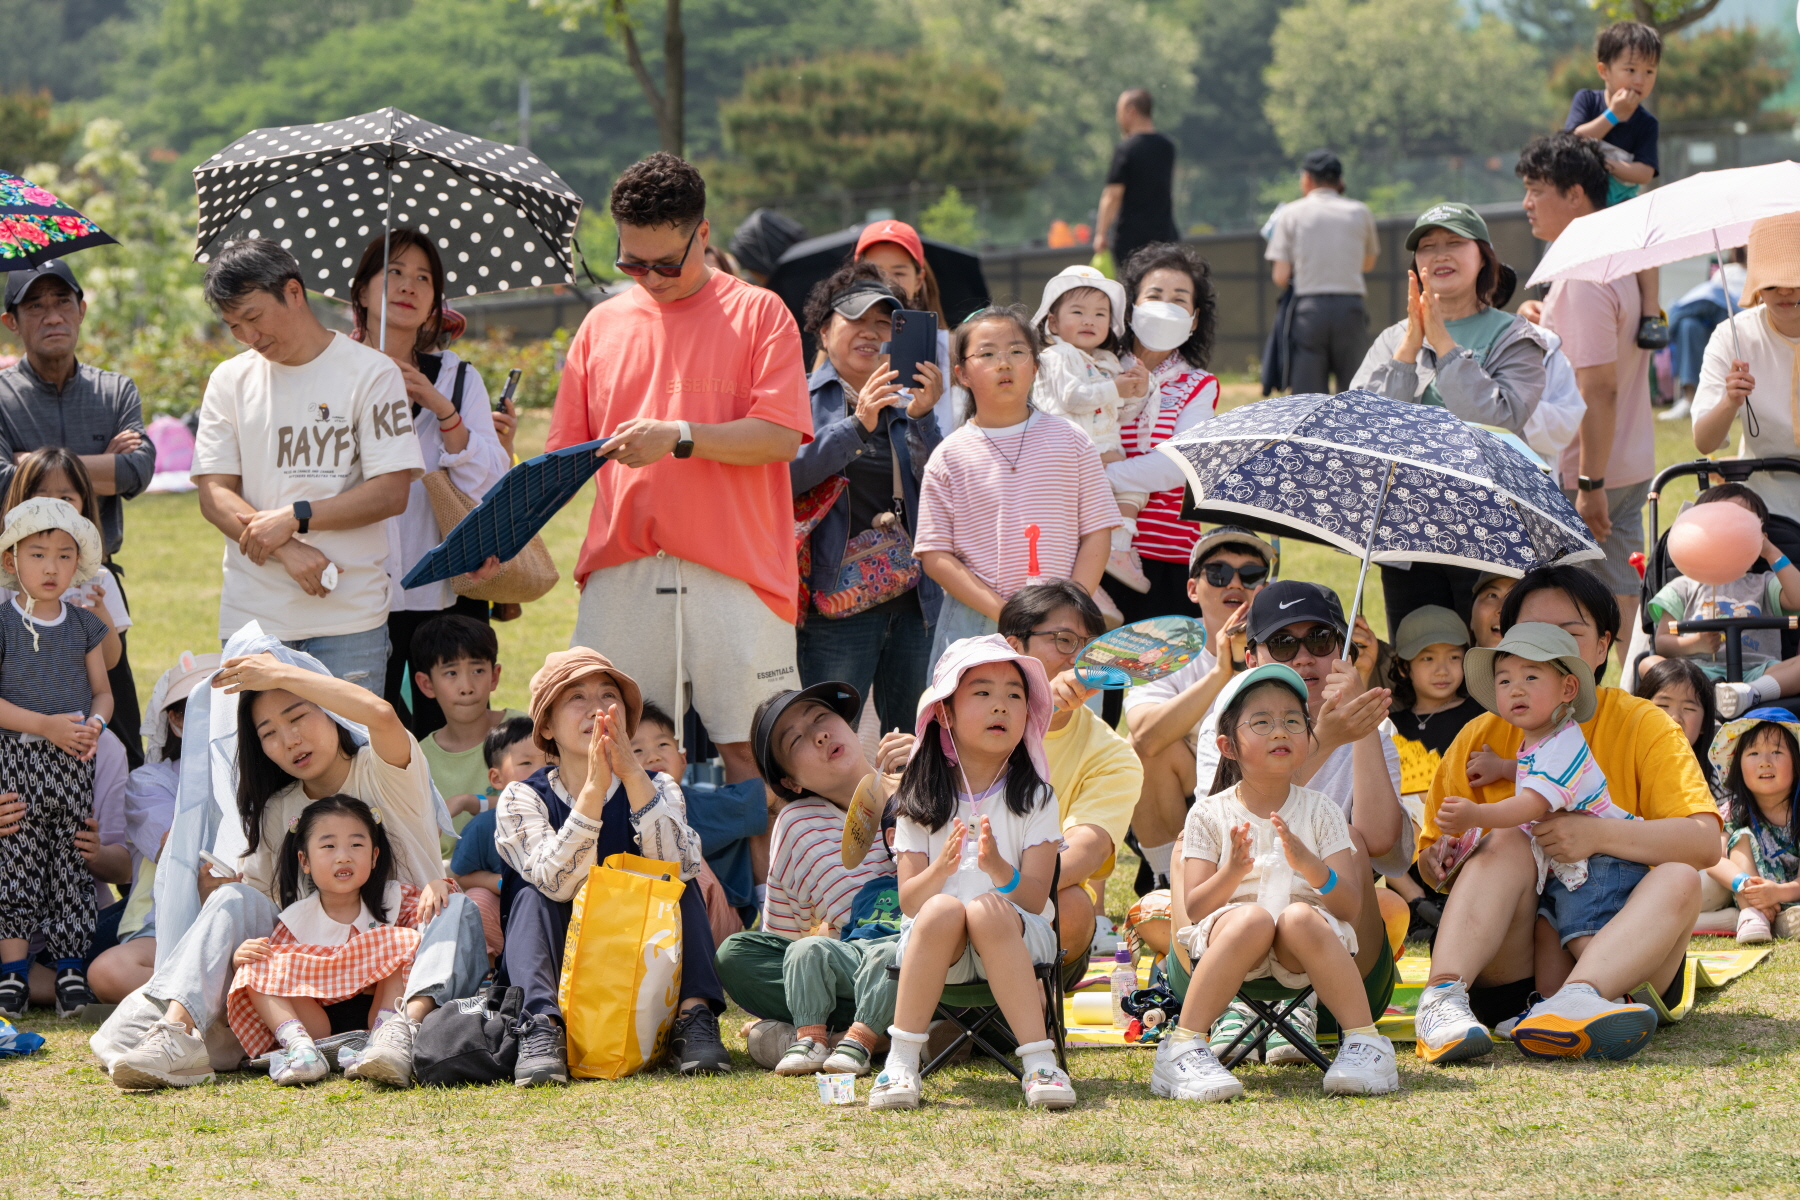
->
<box><xmin>0</xmin><ymin>17</ymin><xmax>1794</xmax><ymax>1113</ymax></box>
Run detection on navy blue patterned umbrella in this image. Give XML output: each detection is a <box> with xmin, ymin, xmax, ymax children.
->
<box><xmin>1158</xmin><ymin>390</ymin><xmax>1603</xmax><ymax>626</ymax></box>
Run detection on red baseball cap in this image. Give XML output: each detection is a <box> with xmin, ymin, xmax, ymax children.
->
<box><xmin>855</xmin><ymin>219</ymin><xmax>924</xmax><ymax>267</ymax></box>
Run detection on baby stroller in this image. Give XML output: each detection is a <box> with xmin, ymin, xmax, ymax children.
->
<box><xmin>1622</xmin><ymin>457</ymin><xmax>1800</xmax><ymax>714</ymax></box>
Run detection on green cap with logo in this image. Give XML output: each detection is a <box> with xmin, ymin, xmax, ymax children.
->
<box><xmin>1405</xmin><ymin>202</ymin><xmax>1491</xmax><ymax>252</ymax></box>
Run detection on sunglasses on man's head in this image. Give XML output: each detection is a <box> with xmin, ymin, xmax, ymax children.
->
<box><xmin>1197</xmin><ymin>561</ymin><xmax>1269</xmax><ymax>588</ymax></box>
<box><xmin>614</xmin><ymin>225</ymin><xmax>698</xmax><ymax>278</ymax></box>
<box><xmin>1257</xmin><ymin>628</ymin><xmax>1341</xmax><ymax>663</ymax></box>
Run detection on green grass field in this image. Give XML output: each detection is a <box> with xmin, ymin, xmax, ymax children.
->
<box><xmin>6</xmin><ymin>390</ymin><xmax>1785</xmax><ymax>1200</ymax></box>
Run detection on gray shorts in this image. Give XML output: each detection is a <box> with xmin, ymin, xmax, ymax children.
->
<box><xmin>1562</xmin><ymin>479</ymin><xmax>1649</xmax><ymax>597</ymax></box>
<box><xmin>894</xmin><ymin>900</ymin><xmax>1060</xmax><ymax>985</ymax></box>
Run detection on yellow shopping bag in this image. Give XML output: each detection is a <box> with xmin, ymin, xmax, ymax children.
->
<box><xmin>556</xmin><ymin>852</ymin><xmax>686</xmax><ymax>1079</ymax></box>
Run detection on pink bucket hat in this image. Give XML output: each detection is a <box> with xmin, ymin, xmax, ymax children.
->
<box><xmin>914</xmin><ymin>634</ymin><xmax>1052</xmax><ymax>783</ymax></box>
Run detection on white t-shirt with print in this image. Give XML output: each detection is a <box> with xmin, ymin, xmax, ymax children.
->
<box><xmin>893</xmin><ymin>780</ymin><xmax>1063</xmax><ymax>919</ymax></box>
<box><xmin>193</xmin><ymin>333</ymin><xmax>423</xmax><ymax>639</ymax></box>
<box><xmin>1181</xmin><ymin>782</ymin><xmax>1354</xmax><ymax>910</ymax></box>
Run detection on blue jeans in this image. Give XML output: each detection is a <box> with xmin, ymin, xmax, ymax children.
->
<box><xmin>928</xmin><ymin>594</ymin><xmax>999</xmax><ymax>676</ymax></box>
<box><xmin>281</xmin><ymin>625</ymin><xmax>390</xmax><ymax>694</ymax></box>
<box><xmin>797</xmin><ymin>602</ymin><xmax>933</xmax><ymax>733</ymax></box>
<box><xmin>1670</xmin><ymin>298</ymin><xmax>1727</xmax><ymax>388</ymax></box>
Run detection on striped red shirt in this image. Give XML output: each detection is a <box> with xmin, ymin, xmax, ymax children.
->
<box><xmin>763</xmin><ymin>799</ymin><xmax>892</xmax><ymax>938</ymax></box>
<box><xmin>914</xmin><ymin>413</ymin><xmax>1122</xmax><ymax>596</ymax></box>
<box><xmin>1121</xmin><ymin>367</ymin><xmax>1218</xmax><ymax>564</ymax></box>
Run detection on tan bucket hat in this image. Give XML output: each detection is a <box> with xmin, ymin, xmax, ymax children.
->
<box><xmin>0</xmin><ymin>496</ymin><xmax>101</xmax><ymax>590</ymax></box>
<box><xmin>1740</xmin><ymin>212</ymin><xmax>1800</xmax><ymax>307</ymax></box>
<box><xmin>1463</xmin><ymin>621</ymin><xmax>1597</xmax><ymax>724</ymax></box>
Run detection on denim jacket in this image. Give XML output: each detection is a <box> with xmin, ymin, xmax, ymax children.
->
<box><xmin>790</xmin><ymin>361</ymin><xmax>944</xmax><ymax>626</ymax></box>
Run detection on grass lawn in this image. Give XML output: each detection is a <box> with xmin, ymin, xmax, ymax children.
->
<box><xmin>9</xmin><ymin>387</ymin><xmax>1780</xmax><ymax>1200</ymax></box>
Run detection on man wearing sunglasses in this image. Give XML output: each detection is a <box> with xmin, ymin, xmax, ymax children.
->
<box><xmin>548</xmin><ymin>152</ymin><xmax>815</xmax><ymax>790</ymax></box>
<box><xmin>1124</xmin><ymin>527</ymin><xmax>1276</xmax><ymax>890</ymax></box>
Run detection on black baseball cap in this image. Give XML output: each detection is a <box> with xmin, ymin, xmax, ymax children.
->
<box><xmin>1246</xmin><ymin>580</ymin><xmax>1346</xmax><ymax>646</ymax></box>
<box><xmin>4</xmin><ymin>259</ymin><xmax>83</xmax><ymax>313</ymax></box>
<box><xmin>752</xmin><ymin>681</ymin><xmax>863</xmax><ymax>801</ymax></box>
<box><xmin>828</xmin><ymin>279</ymin><xmax>900</xmax><ymax>321</ymax></box>
<box><xmin>1300</xmin><ymin>149</ymin><xmax>1343</xmax><ymax>180</ymax></box>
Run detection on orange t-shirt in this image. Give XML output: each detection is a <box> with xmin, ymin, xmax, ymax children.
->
<box><xmin>547</xmin><ymin>272</ymin><xmax>813</xmax><ymax>622</ymax></box>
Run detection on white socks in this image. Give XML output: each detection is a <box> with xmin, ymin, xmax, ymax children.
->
<box><xmin>1142</xmin><ymin>841</ymin><xmax>1175</xmax><ymax>881</ymax></box>
<box><xmin>1015</xmin><ymin>1038</ymin><xmax>1057</xmax><ymax>1076</ymax></box>
<box><xmin>1110</xmin><ymin>522</ymin><xmax>1138</xmax><ymax>552</ymax></box>
<box><xmin>274</xmin><ymin>1019</ymin><xmax>314</xmax><ymax>1051</ymax></box>
<box><xmin>885</xmin><ymin>1026</ymin><xmax>929</xmax><ymax>1074</ymax></box>
<box><xmin>1751</xmin><ymin>675</ymin><xmax>1783</xmax><ymax>704</ymax></box>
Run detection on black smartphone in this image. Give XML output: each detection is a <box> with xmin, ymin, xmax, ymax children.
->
<box><xmin>885</xmin><ymin>309</ymin><xmax>937</xmax><ymax>397</ymax></box>
<box><xmin>494</xmin><ymin>368</ymin><xmax>521</xmax><ymax>412</ymax></box>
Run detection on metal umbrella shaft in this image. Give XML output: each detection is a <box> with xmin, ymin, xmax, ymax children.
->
<box><xmin>1713</xmin><ymin>227</ymin><xmax>1758</xmax><ymax>439</ymax></box>
<box><xmin>1345</xmin><ymin>459</ymin><xmax>1397</xmax><ymax>658</ymax></box>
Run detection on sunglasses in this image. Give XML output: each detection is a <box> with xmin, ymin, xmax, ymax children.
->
<box><xmin>1257</xmin><ymin>628</ymin><xmax>1341</xmax><ymax>663</ymax></box>
<box><xmin>614</xmin><ymin>225</ymin><xmax>698</xmax><ymax>278</ymax></box>
<box><xmin>1197</xmin><ymin>561</ymin><xmax>1270</xmax><ymax>588</ymax></box>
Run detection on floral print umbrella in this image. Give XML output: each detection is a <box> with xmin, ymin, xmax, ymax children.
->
<box><xmin>0</xmin><ymin>170</ymin><xmax>117</xmax><ymax>268</ymax></box>
<box><xmin>1158</xmin><ymin>390</ymin><xmax>1603</xmax><ymax>624</ymax></box>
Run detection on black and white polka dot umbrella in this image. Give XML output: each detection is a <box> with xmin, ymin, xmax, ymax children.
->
<box><xmin>192</xmin><ymin>107</ymin><xmax>583</xmax><ymax>300</ymax></box>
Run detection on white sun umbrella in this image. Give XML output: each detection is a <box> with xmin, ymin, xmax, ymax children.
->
<box><xmin>1524</xmin><ymin>160</ymin><xmax>1800</xmax><ymax>437</ymax></box>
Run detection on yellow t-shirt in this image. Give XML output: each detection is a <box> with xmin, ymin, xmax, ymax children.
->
<box><xmin>1419</xmin><ymin>687</ymin><xmax>1720</xmax><ymax>854</ymax></box>
<box><xmin>1044</xmin><ymin>702</ymin><xmax>1144</xmax><ymax>883</ymax></box>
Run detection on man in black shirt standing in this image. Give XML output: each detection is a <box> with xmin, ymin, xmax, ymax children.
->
<box><xmin>1093</xmin><ymin>88</ymin><xmax>1180</xmax><ymax>273</ymax></box>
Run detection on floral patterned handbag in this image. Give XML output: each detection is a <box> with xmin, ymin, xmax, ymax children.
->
<box><xmin>812</xmin><ymin>446</ymin><xmax>922</xmax><ymax>618</ymax></box>
<box><xmin>794</xmin><ymin>474</ymin><xmax>848</xmax><ymax>625</ymax></box>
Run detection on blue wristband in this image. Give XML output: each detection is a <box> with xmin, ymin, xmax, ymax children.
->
<box><xmin>996</xmin><ymin>866</ymin><xmax>1021</xmax><ymax>895</ymax></box>
<box><xmin>1774</xmin><ymin>555</ymin><xmax>1792</xmax><ymax>574</ymax></box>
<box><xmin>1603</xmin><ymin>107</ymin><xmax>1621</xmax><ymax>125</ymax></box>
<box><xmin>1732</xmin><ymin>872</ymin><xmax>1751</xmax><ymax>893</ymax></box>
<box><xmin>1317</xmin><ymin>866</ymin><xmax>1339</xmax><ymax>895</ymax></box>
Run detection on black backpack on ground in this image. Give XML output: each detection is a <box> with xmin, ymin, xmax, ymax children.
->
<box><xmin>413</xmin><ymin>984</ymin><xmax>523</xmax><ymax>1086</ymax></box>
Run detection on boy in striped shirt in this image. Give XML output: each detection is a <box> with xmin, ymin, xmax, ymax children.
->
<box><xmin>715</xmin><ymin>683</ymin><xmax>912</xmax><ymax>1077</ymax></box>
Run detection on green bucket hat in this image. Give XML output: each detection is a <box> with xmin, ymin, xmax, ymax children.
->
<box><xmin>1405</xmin><ymin>202</ymin><xmax>1491</xmax><ymax>252</ymax></box>
<box><xmin>1463</xmin><ymin>621</ymin><xmax>1597</xmax><ymax>725</ymax></box>
<box><xmin>1393</xmin><ymin>604</ymin><xmax>1471</xmax><ymax>661</ymax></box>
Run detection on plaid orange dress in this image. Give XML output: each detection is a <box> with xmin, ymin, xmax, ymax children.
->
<box><xmin>226</xmin><ymin>882</ymin><xmax>425</xmax><ymax>1057</ymax></box>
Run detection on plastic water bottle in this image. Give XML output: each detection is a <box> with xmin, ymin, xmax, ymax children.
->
<box><xmin>1110</xmin><ymin>947</ymin><xmax>1136</xmax><ymax>1028</ymax></box>
<box><xmin>1255</xmin><ymin>823</ymin><xmax>1293</xmax><ymax>920</ymax></box>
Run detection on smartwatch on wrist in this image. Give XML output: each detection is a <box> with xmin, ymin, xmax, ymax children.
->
<box><xmin>292</xmin><ymin>499</ymin><xmax>312</xmax><ymax>533</ymax></box>
<box><xmin>1577</xmin><ymin>476</ymin><xmax>1606</xmax><ymax>493</ymax></box>
<box><xmin>673</xmin><ymin>420</ymin><xmax>695</xmax><ymax>460</ymax></box>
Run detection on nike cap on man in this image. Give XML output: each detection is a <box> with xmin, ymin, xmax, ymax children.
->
<box><xmin>1246</xmin><ymin>580</ymin><xmax>1346</xmax><ymax>646</ymax></box>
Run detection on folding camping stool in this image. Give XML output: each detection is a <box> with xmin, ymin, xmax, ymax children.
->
<box><xmin>1211</xmin><ymin>978</ymin><xmax>1331</xmax><ymax>1071</ymax></box>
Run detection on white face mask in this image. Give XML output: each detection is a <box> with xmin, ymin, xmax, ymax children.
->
<box><xmin>1131</xmin><ymin>300</ymin><xmax>1193</xmax><ymax>352</ymax></box>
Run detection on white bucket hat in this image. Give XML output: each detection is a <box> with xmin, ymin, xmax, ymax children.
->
<box><xmin>1032</xmin><ymin>264</ymin><xmax>1129</xmax><ymax>340</ymax></box>
<box><xmin>0</xmin><ymin>496</ymin><xmax>102</xmax><ymax>590</ymax></box>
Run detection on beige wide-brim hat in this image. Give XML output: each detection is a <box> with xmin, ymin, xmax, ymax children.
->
<box><xmin>1740</xmin><ymin>213</ymin><xmax>1800</xmax><ymax>306</ymax></box>
<box><xmin>1463</xmin><ymin>621</ymin><xmax>1597</xmax><ymax>724</ymax></box>
<box><xmin>0</xmin><ymin>496</ymin><xmax>101</xmax><ymax>590</ymax></box>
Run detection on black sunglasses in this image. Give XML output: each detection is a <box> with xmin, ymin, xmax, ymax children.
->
<box><xmin>1257</xmin><ymin>628</ymin><xmax>1341</xmax><ymax>663</ymax></box>
<box><xmin>615</xmin><ymin>225</ymin><xmax>698</xmax><ymax>278</ymax></box>
<box><xmin>1198</xmin><ymin>561</ymin><xmax>1270</xmax><ymax>588</ymax></box>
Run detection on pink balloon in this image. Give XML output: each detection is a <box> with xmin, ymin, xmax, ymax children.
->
<box><xmin>1667</xmin><ymin>501</ymin><xmax>1765</xmax><ymax>585</ymax></box>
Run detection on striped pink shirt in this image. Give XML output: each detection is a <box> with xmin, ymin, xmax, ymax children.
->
<box><xmin>762</xmin><ymin>799</ymin><xmax>892</xmax><ymax>938</ymax></box>
<box><xmin>1125</xmin><ymin>367</ymin><xmax>1218</xmax><ymax>564</ymax></box>
<box><xmin>914</xmin><ymin>413</ymin><xmax>1122</xmax><ymax>597</ymax></box>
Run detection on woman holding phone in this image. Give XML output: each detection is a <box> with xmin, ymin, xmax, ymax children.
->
<box><xmin>1350</xmin><ymin>204</ymin><xmax>1551</xmax><ymax>635</ymax></box>
<box><xmin>789</xmin><ymin>262</ymin><xmax>944</xmax><ymax>733</ymax></box>
<box><xmin>345</xmin><ymin>230</ymin><xmax>511</xmax><ymax>737</ymax></box>
<box><xmin>854</xmin><ymin>219</ymin><xmax>963</xmax><ymax>434</ymax></box>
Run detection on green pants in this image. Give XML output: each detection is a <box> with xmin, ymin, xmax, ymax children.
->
<box><xmin>715</xmin><ymin>930</ymin><xmax>900</xmax><ymax>1030</ymax></box>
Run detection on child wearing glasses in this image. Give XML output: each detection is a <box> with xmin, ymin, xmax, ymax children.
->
<box><xmin>1151</xmin><ymin>663</ymin><xmax>1402</xmax><ymax>1102</ymax></box>
<box><xmin>914</xmin><ymin>307</ymin><xmax>1122</xmax><ymax>667</ymax></box>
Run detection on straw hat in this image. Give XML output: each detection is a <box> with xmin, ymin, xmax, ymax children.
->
<box><xmin>0</xmin><ymin>496</ymin><xmax>101</xmax><ymax>590</ymax></box>
<box><xmin>1739</xmin><ymin>213</ymin><xmax>1800</xmax><ymax>306</ymax></box>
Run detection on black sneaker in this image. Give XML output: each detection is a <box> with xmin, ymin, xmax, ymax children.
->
<box><xmin>1636</xmin><ymin>314</ymin><xmax>1670</xmax><ymax>350</ymax></box>
<box><xmin>669</xmin><ymin>1005</ymin><xmax>731</xmax><ymax>1076</ymax></box>
<box><xmin>55</xmin><ymin>968</ymin><xmax>94</xmax><ymax>1019</ymax></box>
<box><xmin>513</xmin><ymin>1013</ymin><xmax>568</xmax><ymax>1087</ymax></box>
<box><xmin>0</xmin><ymin>971</ymin><xmax>25</xmax><ymax>1020</ymax></box>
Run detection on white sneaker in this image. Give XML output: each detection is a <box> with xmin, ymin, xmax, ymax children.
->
<box><xmin>774</xmin><ymin>1036</ymin><xmax>833</xmax><ymax>1076</ymax></box>
<box><xmin>344</xmin><ymin>1014</ymin><xmax>415</xmax><ymax>1088</ymax></box>
<box><xmin>1324</xmin><ymin>1032</ymin><xmax>1400</xmax><ymax>1095</ymax></box>
<box><xmin>745</xmin><ymin>1019</ymin><xmax>796</xmax><ymax>1071</ymax></box>
<box><xmin>867</xmin><ymin>1062</ymin><xmax>921</xmax><ymax>1110</ymax></box>
<box><xmin>1715</xmin><ymin>681</ymin><xmax>1758</xmax><ymax>720</ymax></box>
<box><xmin>1264</xmin><ymin>997</ymin><xmax>1319</xmax><ymax>1065</ymax></box>
<box><xmin>110</xmin><ymin>1020</ymin><xmax>214</xmax><ymax>1090</ymax></box>
<box><xmin>1150</xmin><ymin>1035</ymin><xmax>1244</xmax><ymax>1102</ymax></box>
<box><xmin>1021</xmin><ymin>1065</ymin><xmax>1078</xmax><ymax>1109</ymax></box>
<box><xmin>1658</xmin><ymin>398</ymin><xmax>1692</xmax><ymax>421</ymax></box>
<box><xmin>1738</xmin><ymin>906</ymin><xmax>1773</xmax><ymax>945</ymax></box>
<box><xmin>1511</xmin><ymin>983</ymin><xmax>1658</xmax><ymax>1061</ymax></box>
<box><xmin>821</xmin><ymin>1039</ymin><xmax>874</xmax><ymax>1076</ymax></box>
<box><xmin>1412</xmin><ymin>978</ymin><xmax>1494</xmax><ymax>1064</ymax></box>
<box><xmin>271</xmin><ymin>1041</ymin><xmax>330</xmax><ymax>1087</ymax></box>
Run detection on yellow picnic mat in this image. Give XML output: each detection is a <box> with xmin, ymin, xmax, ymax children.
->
<box><xmin>1063</xmin><ymin>946</ymin><xmax>1771</xmax><ymax>1047</ymax></box>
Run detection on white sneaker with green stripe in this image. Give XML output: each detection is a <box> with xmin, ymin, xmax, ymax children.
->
<box><xmin>1208</xmin><ymin>1000</ymin><xmax>1261</xmax><ymax>1063</ymax></box>
<box><xmin>1264</xmin><ymin>996</ymin><xmax>1319</xmax><ymax>1065</ymax></box>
